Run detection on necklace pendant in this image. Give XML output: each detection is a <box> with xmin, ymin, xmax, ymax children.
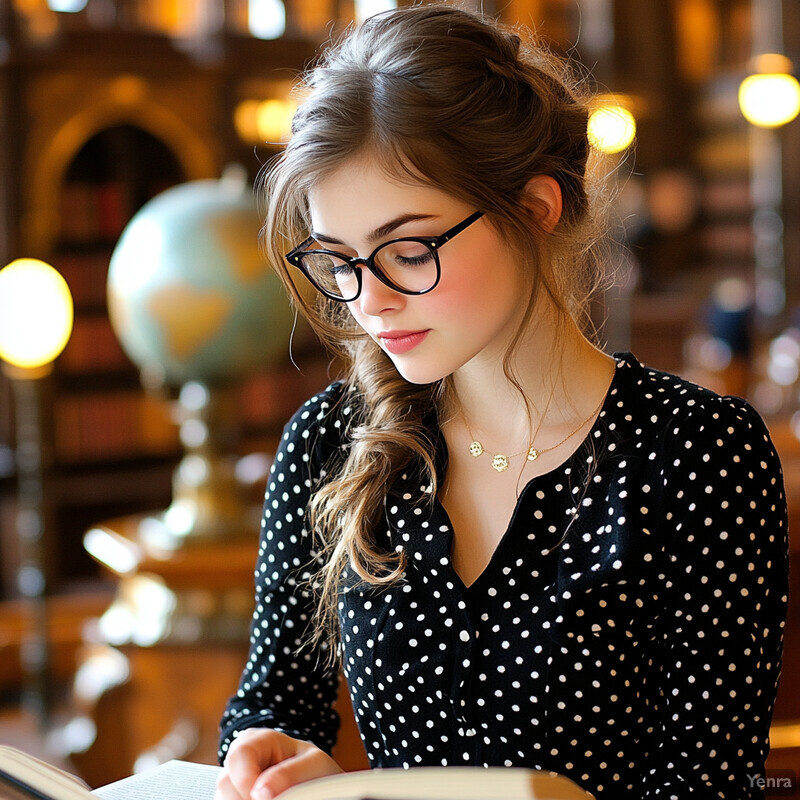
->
<box><xmin>468</xmin><ymin>440</ymin><xmax>484</xmax><ymax>458</ymax></box>
<box><xmin>527</xmin><ymin>447</ymin><xmax>539</xmax><ymax>461</ymax></box>
<box><xmin>491</xmin><ymin>454</ymin><xmax>510</xmax><ymax>472</ymax></box>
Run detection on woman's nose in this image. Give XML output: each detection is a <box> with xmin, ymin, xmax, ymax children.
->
<box><xmin>356</xmin><ymin>267</ymin><xmax>403</xmax><ymax>315</ymax></box>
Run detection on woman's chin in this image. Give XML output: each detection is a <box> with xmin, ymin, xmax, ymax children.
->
<box><xmin>389</xmin><ymin>359</ymin><xmax>450</xmax><ymax>386</ymax></box>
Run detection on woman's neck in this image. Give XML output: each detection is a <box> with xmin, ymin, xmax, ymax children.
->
<box><xmin>448</xmin><ymin>312</ymin><xmax>614</xmax><ymax>450</ymax></box>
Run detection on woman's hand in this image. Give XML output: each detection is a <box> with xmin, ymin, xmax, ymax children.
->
<box><xmin>215</xmin><ymin>729</ymin><xmax>344</xmax><ymax>800</ymax></box>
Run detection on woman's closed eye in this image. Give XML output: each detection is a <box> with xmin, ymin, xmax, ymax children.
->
<box><xmin>379</xmin><ymin>241</ymin><xmax>436</xmax><ymax>269</ymax></box>
<box><xmin>329</xmin><ymin>260</ymin><xmax>357</xmax><ymax>276</ymax></box>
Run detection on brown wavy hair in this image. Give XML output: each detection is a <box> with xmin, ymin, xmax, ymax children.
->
<box><xmin>258</xmin><ymin>3</ymin><xmax>611</xmax><ymax>644</ymax></box>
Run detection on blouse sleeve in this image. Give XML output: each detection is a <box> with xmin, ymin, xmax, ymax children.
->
<box><xmin>218</xmin><ymin>384</ymin><xmax>349</xmax><ymax>763</ymax></box>
<box><xmin>647</xmin><ymin>395</ymin><xmax>789</xmax><ymax>798</ymax></box>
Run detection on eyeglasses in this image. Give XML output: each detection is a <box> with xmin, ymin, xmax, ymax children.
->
<box><xmin>285</xmin><ymin>210</ymin><xmax>484</xmax><ymax>302</ymax></box>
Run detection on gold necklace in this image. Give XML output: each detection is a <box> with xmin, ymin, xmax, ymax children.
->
<box><xmin>459</xmin><ymin>394</ymin><xmax>605</xmax><ymax>473</ymax></box>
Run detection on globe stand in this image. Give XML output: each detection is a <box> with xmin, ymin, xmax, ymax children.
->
<box><xmin>138</xmin><ymin>381</ymin><xmax>254</xmax><ymax>551</ymax></box>
<box><xmin>75</xmin><ymin>379</ymin><xmax>265</xmax><ymax>779</ymax></box>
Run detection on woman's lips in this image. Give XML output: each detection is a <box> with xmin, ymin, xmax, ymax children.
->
<box><xmin>378</xmin><ymin>329</ymin><xmax>430</xmax><ymax>354</ymax></box>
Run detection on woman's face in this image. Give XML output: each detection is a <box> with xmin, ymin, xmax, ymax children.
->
<box><xmin>307</xmin><ymin>157</ymin><xmax>531</xmax><ymax>385</ymax></box>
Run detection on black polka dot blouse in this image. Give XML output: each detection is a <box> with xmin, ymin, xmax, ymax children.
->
<box><xmin>219</xmin><ymin>353</ymin><xmax>789</xmax><ymax>799</ymax></box>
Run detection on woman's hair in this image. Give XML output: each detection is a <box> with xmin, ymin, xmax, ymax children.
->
<box><xmin>259</xmin><ymin>2</ymin><xmax>611</xmax><ymax>645</ymax></box>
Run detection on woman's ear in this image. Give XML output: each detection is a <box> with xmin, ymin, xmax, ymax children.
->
<box><xmin>522</xmin><ymin>175</ymin><xmax>563</xmax><ymax>233</ymax></box>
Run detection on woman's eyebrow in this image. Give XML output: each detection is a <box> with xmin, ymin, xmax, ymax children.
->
<box><xmin>311</xmin><ymin>213</ymin><xmax>439</xmax><ymax>246</ymax></box>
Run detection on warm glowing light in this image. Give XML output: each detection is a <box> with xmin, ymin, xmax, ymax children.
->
<box><xmin>14</xmin><ymin>1</ymin><xmax>58</xmax><ymax>41</ymax></box>
<box><xmin>587</xmin><ymin>99</ymin><xmax>637</xmax><ymax>154</ymax></box>
<box><xmin>249</xmin><ymin>0</ymin><xmax>286</xmax><ymax>39</ymax></box>
<box><xmin>234</xmin><ymin>99</ymin><xmax>262</xmax><ymax>143</ymax></box>
<box><xmin>738</xmin><ymin>71</ymin><xmax>800</xmax><ymax>128</ymax></box>
<box><xmin>0</xmin><ymin>258</ymin><xmax>74</xmax><ymax>370</ymax></box>
<box><xmin>137</xmin><ymin>0</ymin><xmax>201</xmax><ymax>37</ymax></box>
<box><xmin>256</xmin><ymin>98</ymin><xmax>297</xmax><ymax>142</ymax></box>
<box><xmin>234</xmin><ymin>98</ymin><xmax>297</xmax><ymax>143</ymax></box>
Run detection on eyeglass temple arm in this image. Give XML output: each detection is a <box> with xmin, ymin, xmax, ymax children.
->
<box><xmin>285</xmin><ymin>236</ymin><xmax>316</xmax><ymax>262</ymax></box>
<box><xmin>436</xmin><ymin>210</ymin><xmax>484</xmax><ymax>245</ymax></box>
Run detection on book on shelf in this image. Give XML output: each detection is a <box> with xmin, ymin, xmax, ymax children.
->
<box><xmin>52</xmin><ymin>390</ymin><xmax>178</xmax><ymax>463</ymax></box>
<box><xmin>0</xmin><ymin>746</ymin><xmax>594</xmax><ymax>800</ymax></box>
<box><xmin>54</xmin><ymin>253</ymin><xmax>113</xmax><ymax>311</ymax></box>
<box><xmin>58</xmin><ymin>181</ymin><xmax>129</xmax><ymax>244</ymax></box>
<box><xmin>60</xmin><ymin>316</ymin><xmax>131</xmax><ymax>374</ymax></box>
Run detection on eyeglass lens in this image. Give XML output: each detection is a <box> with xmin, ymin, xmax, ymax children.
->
<box><xmin>300</xmin><ymin>239</ymin><xmax>438</xmax><ymax>300</ymax></box>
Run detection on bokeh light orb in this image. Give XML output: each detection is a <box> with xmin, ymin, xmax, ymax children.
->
<box><xmin>739</xmin><ymin>72</ymin><xmax>800</xmax><ymax>128</ymax></box>
<box><xmin>0</xmin><ymin>258</ymin><xmax>74</xmax><ymax>369</ymax></box>
<box><xmin>588</xmin><ymin>103</ymin><xmax>637</xmax><ymax>155</ymax></box>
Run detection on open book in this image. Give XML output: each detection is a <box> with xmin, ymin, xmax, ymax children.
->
<box><xmin>0</xmin><ymin>745</ymin><xmax>593</xmax><ymax>800</ymax></box>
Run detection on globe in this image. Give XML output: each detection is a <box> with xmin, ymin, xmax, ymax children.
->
<box><xmin>107</xmin><ymin>173</ymin><xmax>293</xmax><ymax>387</ymax></box>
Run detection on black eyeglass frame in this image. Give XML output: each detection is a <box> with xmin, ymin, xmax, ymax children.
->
<box><xmin>285</xmin><ymin>210</ymin><xmax>484</xmax><ymax>302</ymax></box>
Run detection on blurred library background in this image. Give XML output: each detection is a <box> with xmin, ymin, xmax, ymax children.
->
<box><xmin>0</xmin><ymin>0</ymin><xmax>798</xmax><ymax>791</ymax></box>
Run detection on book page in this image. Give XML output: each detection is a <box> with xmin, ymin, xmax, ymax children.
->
<box><xmin>92</xmin><ymin>761</ymin><xmax>221</xmax><ymax>800</ymax></box>
<box><xmin>0</xmin><ymin>746</ymin><xmax>93</xmax><ymax>800</ymax></box>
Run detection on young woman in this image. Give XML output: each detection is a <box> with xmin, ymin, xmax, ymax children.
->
<box><xmin>215</xmin><ymin>5</ymin><xmax>789</xmax><ymax>799</ymax></box>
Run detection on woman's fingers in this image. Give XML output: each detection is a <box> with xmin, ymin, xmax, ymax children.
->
<box><xmin>216</xmin><ymin>729</ymin><xmax>295</xmax><ymax>799</ymax></box>
<box><xmin>215</xmin><ymin>768</ymin><xmax>247</xmax><ymax>800</ymax></box>
<box><xmin>251</xmin><ymin>741</ymin><xmax>344</xmax><ymax>799</ymax></box>
<box><xmin>214</xmin><ymin>730</ymin><xmax>343</xmax><ymax>800</ymax></box>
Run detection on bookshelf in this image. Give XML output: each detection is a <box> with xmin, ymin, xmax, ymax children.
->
<box><xmin>694</xmin><ymin>73</ymin><xmax>754</xmax><ymax>286</ymax></box>
<box><xmin>44</xmin><ymin>126</ymin><xmax>187</xmax><ymax>586</ymax></box>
